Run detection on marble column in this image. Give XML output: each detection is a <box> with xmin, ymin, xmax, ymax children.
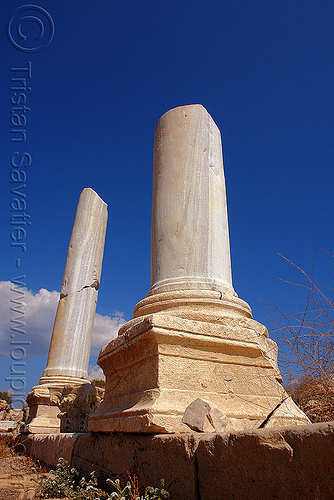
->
<box><xmin>134</xmin><ymin>104</ymin><xmax>250</xmax><ymax>321</ymax></box>
<box><xmin>25</xmin><ymin>188</ymin><xmax>108</xmax><ymax>433</ymax></box>
<box><xmin>151</xmin><ymin>104</ymin><xmax>233</xmax><ymax>294</ymax></box>
<box><xmin>90</xmin><ymin>106</ymin><xmax>309</xmax><ymax>434</ymax></box>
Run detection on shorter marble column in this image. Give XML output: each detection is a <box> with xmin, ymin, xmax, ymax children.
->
<box><xmin>90</xmin><ymin>106</ymin><xmax>309</xmax><ymax>434</ymax></box>
<box><xmin>24</xmin><ymin>188</ymin><xmax>107</xmax><ymax>433</ymax></box>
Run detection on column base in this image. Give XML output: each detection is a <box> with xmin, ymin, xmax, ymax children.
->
<box><xmin>133</xmin><ymin>288</ymin><xmax>252</xmax><ymax>322</ymax></box>
<box><xmin>22</xmin><ymin>385</ymin><xmax>61</xmax><ymax>434</ymax></box>
<box><xmin>23</xmin><ymin>376</ymin><xmax>91</xmax><ymax>434</ymax></box>
<box><xmin>89</xmin><ymin>312</ymin><xmax>309</xmax><ymax>434</ymax></box>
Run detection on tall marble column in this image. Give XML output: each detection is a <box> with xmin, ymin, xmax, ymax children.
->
<box><xmin>25</xmin><ymin>188</ymin><xmax>108</xmax><ymax>433</ymax></box>
<box><xmin>133</xmin><ymin>104</ymin><xmax>250</xmax><ymax>321</ymax></box>
<box><xmin>90</xmin><ymin>106</ymin><xmax>309</xmax><ymax>434</ymax></box>
<box><xmin>151</xmin><ymin>104</ymin><xmax>232</xmax><ymax>294</ymax></box>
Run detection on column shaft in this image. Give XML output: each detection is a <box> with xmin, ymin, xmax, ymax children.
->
<box><xmin>40</xmin><ymin>188</ymin><xmax>108</xmax><ymax>383</ymax></box>
<box><xmin>150</xmin><ymin>104</ymin><xmax>233</xmax><ymax>295</ymax></box>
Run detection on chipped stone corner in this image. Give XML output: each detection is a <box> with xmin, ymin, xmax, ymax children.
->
<box><xmin>260</xmin><ymin>396</ymin><xmax>311</xmax><ymax>428</ymax></box>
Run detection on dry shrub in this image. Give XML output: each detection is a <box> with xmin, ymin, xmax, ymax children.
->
<box><xmin>286</xmin><ymin>377</ymin><xmax>334</xmax><ymax>422</ymax></box>
<box><xmin>269</xmin><ymin>249</ymin><xmax>334</xmax><ymax>422</ymax></box>
<box><xmin>0</xmin><ymin>434</ymin><xmax>11</xmax><ymax>458</ymax></box>
<box><xmin>127</xmin><ymin>470</ymin><xmax>140</xmax><ymax>497</ymax></box>
<box><xmin>91</xmin><ymin>378</ymin><xmax>106</xmax><ymax>388</ymax></box>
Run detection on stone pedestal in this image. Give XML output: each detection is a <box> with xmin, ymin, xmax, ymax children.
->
<box><xmin>24</xmin><ymin>188</ymin><xmax>108</xmax><ymax>433</ymax></box>
<box><xmin>89</xmin><ymin>105</ymin><xmax>309</xmax><ymax>433</ymax></box>
<box><xmin>24</xmin><ymin>385</ymin><xmax>62</xmax><ymax>434</ymax></box>
<box><xmin>89</xmin><ymin>314</ymin><xmax>307</xmax><ymax>433</ymax></box>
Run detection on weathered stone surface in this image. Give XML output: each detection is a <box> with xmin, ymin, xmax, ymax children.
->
<box><xmin>90</xmin><ymin>313</ymin><xmax>308</xmax><ymax>433</ymax></box>
<box><xmin>196</xmin><ymin>422</ymin><xmax>334</xmax><ymax>500</ymax></box>
<box><xmin>6</xmin><ymin>409</ymin><xmax>24</xmax><ymax>422</ymax></box>
<box><xmin>29</xmin><ymin>433</ymin><xmax>78</xmax><ymax>467</ymax></box>
<box><xmin>50</xmin><ymin>383</ymin><xmax>104</xmax><ymax>433</ymax></box>
<box><xmin>182</xmin><ymin>398</ymin><xmax>228</xmax><ymax>432</ymax></box>
<box><xmin>72</xmin><ymin>433</ymin><xmax>200</xmax><ymax>500</ymax></box>
<box><xmin>25</xmin><ymin>188</ymin><xmax>108</xmax><ymax>434</ymax></box>
<box><xmin>22</xmin><ymin>385</ymin><xmax>61</xmax><ymax>434</ymax></box>
<box><xmin>0</xmin><ymin>400</ymin><xmax>24</xmax><ymax>432</ymax></box>
<box><xmin>0</xmin><ymin>421</ymin><xmax>18</xmax><ymax>432</ymax></box>
<box><xmin>21</xmin><ymin>422</ymin><xmax>334</xmax><ymax>500</ymax></box>
<box><xmin>261</xmin><ymin>395</ymin><xmax>310</xmax><ymax>428</ymax></box>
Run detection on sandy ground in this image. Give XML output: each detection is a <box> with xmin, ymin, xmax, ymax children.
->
<box><xmin>0</xmin><ymin>435</ymin><xmax>44</xmax><ymax>500</ymax></box>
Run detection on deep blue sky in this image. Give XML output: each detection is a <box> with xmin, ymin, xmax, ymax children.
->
<box><xmin>1</xmin><ymin>0</ymin><xmax>333</xmax><ymax>396</ymax></box>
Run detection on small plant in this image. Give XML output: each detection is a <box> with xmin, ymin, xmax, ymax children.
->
<box><xmin>33</xmin><ymin>457</ymin><xmax>80</xmax><ymax>498</ymax></box>
<box><xmin>106</xmin><ymin>478</ymin><xmax>134</xmax><ymax>499</ymax></box>
<box><xmin>34</xmin><ymin>458</ymin><xmax>170</xmax><ymax>500</ymax></box>
<box><xmin>107</xmin><ymin>478</ymin><xmax>169</xmax><ymax>500</ymax></box>
<box><xmin>270</xmin><ymin>250</ymin><xmax>334</xmax><ymax>385</ymax></box>
<box><xmin>33</xmin><ymin>457</ymin><xmax>107</xmax><ymax>499</ymax></box>
<box><xmin>142</xmin><ymin>480</ymin><xmax>170</xmax><ymax>500</ymax></box>
<box><xmin>76</xmin><ymin>471</ymin><xmax>107</xmax><ymax>499</ymax></box>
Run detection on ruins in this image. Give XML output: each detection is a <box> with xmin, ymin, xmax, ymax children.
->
<box><xmin>24</xmin><ymin>188</ymin><xmax>107</xmax><ymax>433</ymax></box>
<box><xmin>89</xmin><ymin>105</ymin><xmax>309</xmax><ymax>433</ymax></box>
<box><xmin>16</xmin><ymin>106</ymin><xmax>332</xmax><ymax>500</ymax></box>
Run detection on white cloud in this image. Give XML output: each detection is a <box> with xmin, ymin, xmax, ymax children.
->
<box><xmin>90</xmin><ymin>310</ymin><xmax>125</xmax><ymax>356</ymax></box>
<box><xmin>88</xmin><ymin>365</ymin><xmax>105</xmax><ymax>381</ymax></box>
<box><xmin>0</xmin><ymin>281</ymin><xmax>124</xmax><ymax>357</ymax></box>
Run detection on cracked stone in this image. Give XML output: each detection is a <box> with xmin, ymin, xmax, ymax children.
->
<box><xmin>79</xmin><ymin>279</ymin><xmax>100</xmax><ymax>292</ymax></box>
<box><xmin>261</xmin><ymin>396</ymin><xmax>311</xmax><ymax>428</ymax></box>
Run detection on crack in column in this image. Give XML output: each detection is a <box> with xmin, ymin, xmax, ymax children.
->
<box><xmin>78</xmin><ymin>279</ymin><xmax>100</xmax><ymax>292</ymax></box>
<box><xmin>59</xmin><ymin>280</ymin><xmax>100</xmax><ymax>300</ymax></box>
<box><xmin>258</xmin><ymin>396</ymin><xmax>289</xmax><ymax>428</ymax></box>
